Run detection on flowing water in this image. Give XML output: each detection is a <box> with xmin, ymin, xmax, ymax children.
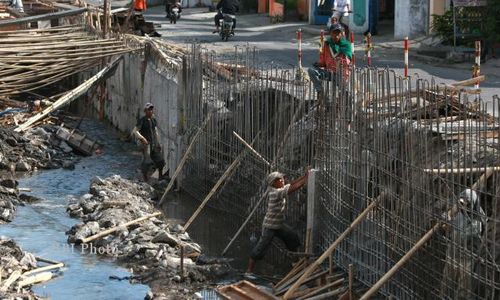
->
<box><xmin>0</xmin><ymin>120</ymin><xmax>150</xmax><ymax>300</ymax></box>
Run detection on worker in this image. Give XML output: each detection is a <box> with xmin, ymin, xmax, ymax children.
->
<box><xmin>134</xmin><ymin>0</ymin><xmax>147</xmax><ymax>12</ymax></box>
<box><xmin>245</xmin><ymin>169</ymin><xmax>309</xmax><ymax>275</ymax></box>
<box><xmin>132</xmin><ymin>103</ymin><xmax>166</xmax><ymax>182</ymax></box>
<box><xmin>309</xmin><ymin>23</ymin><xmax>352</xmax><ymax>91</ymax></box>
<box><xmin>440</xmin><ymin>189</ymin><xmax>486</xmax><ymax>299</ymax></box>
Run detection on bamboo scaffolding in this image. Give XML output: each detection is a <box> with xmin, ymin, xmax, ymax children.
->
<box><xmin>158</xmin><ymin>113</ymin><xmax>213</xmax><ymax>206</ymax></box>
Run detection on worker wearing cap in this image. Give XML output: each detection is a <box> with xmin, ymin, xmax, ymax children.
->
<box><xmin>316</xmin><ymin>23</ymin><xmax>352</xmax><ymax>75</ymax></box>
<box><xmin>245</xmin><ymin>169</ymin><xmax>309</xmax><ymax>275</ymax></box>
<box><xmin>132</xmin><ymin>103</ymin><xmax>166</xmax><ymax>182</ymax></box>
<box><xmin>309</xmin><ymin>23</ymin><xmax>352</xmax><ymax>93</ymax></box>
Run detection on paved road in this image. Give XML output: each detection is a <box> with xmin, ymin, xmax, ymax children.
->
<box><xmin>144</xmin><ymin>6</ymin><xmax>499</xmax><ymax>103</ymax></box>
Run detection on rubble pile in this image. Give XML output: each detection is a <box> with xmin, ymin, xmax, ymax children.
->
<box><xmin>0</xmin><ymin>237</ymin><xmax>41</xmax><ymax>300</ymax></box>
<box><xmin>66</xmin><ymin>175</ymin><xmax>229</xmax><ymax>299</ymax></box>
<box><xmin>0</xmin><ymin>126</ymin><xmax>78</xmax><ymax>173</ymax></box>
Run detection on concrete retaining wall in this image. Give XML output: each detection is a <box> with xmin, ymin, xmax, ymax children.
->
<box><xmin>88</xmin><ymin>52</ymin><xmax>184</xmax><ymax>178</ymax></box>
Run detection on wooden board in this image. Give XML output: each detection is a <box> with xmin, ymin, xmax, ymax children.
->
<box><xmin>217</xmin><ymin>280</ymin><xmax>277</xmax><ymax>300</ymax></box>
<box><xmin>56</xmin><ymin>124</ymin><xmax>102</xmax><ymax>156</ymax></box>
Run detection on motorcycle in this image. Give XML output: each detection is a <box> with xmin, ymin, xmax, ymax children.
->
<box><xmin>219</xmin><ymin>13</ymin><xmax>235</xmax><ymax>41</ymax></box>
<box><xmin>169</xmin><ymin>7</ymin><xmax>180</xmax><ymax>24</ymax></box>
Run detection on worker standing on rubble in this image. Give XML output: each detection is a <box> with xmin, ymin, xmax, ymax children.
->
<box><xmin>245</xmin><ymin>170</ymin><xmax>309</xmax><ymax>276</ymax></box>
<box><xmin>132</xmin><ymin>103</ymin><xmax>166</xmax><ymax>182</ymax></box>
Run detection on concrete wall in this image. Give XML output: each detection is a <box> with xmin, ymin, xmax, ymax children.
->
<box><xmin>97</xmin><ymin>52</ymin><xmax>183</xmax><ymax>177</ymax></box>
<box><xmin>395</xmin><ymin>0</ymin><xmax>429</xmax><ymax>39</ymax></box>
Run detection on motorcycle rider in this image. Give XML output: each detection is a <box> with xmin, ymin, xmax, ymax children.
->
<box><xmin>213</xmin><ymin>0</ymin><xmax>239</xmax><ymax>34</ymax></box>
<box><xmin>166</xmin><ymin>0</ymin><xmax>182</xmax><ymax>19</ymax></box>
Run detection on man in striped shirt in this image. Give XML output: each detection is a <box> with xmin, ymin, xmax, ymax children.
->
<box><xmin>245</xmin><ymin>170</ymin><xmax>309</xmax><ymax>275</ymax></box>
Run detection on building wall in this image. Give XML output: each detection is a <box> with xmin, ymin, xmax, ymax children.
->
<box><xmin>395</xmin><ymin>0</ymin><xmax>429</xmax><ymax>38</ymax></box>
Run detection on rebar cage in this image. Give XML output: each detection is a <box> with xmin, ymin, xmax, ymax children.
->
<box><xmin>181</xmin><ymin>44</ymin><xmax>500</xmax><ymax>299</ymax></box>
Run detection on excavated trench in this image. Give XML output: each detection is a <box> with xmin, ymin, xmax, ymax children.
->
<box><xmin>0</xmin><ymin>115</ymin><xmax>277</xmax><ymax>299</ymax></box>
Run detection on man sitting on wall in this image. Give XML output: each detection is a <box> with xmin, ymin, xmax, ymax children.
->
<box><xmin>132</xmin><ymin>103</ymin><xmax>166</xmax><ymax>182</ymax></box>
<box><xmin>245</xmin><ymin>170</ymin><xmax>309</xmax><ymax>276</ymax></box>
<box><xmin>309</xmin><ymin>23</ymin><xmax>352</xmax><ymax>91</ymax></box>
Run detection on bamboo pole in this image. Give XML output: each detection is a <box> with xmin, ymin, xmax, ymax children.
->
<box><xmin>16</xmin><ymin>272</ymin><xmax>53</xmax><ymax>289</ymax></box>
<box><xmin>183</xmin><ymin>137</ymin><xmax>255</xmax><ymax>231</ymax></box>
<box><xmin>22</xmin><ymin>263</ymin><xmax>64</xmax><ymax>277</ymax></box>
<box><xmin>79</xmin><ymin>212</ymin><xmax>161</xmax><ymax>244</ymax></box>
<box><xmin>233</xmin><ymin>131</ymin><xmax>271</xmax><ymax>167</ymax></box>
<box><xmin>34</xmin><ymin>257</ymin><xmax>61</xmax><ymax>265</ymax></box>
<box><xmin>450</xmin><ymin>75</ymin><xmax>485</xmax><ymax>87</ymax></box>
<box><xmin>283</xmin><ymin>196</ymin><xmax>383</xmax><ymax>299</ymax></box>
<box><xmin>360</xmin><ymin>169</ymin><xmax>494</xmax><ymax>299</ymax></box>
<box><xmin>158</xmin><ymin>113</ymin><xmax>213</xmax><ymax>206</ymax></box>
<box><xmin>297</xmin><ymin>278</ymin><xmax>345</xmax><ymax>300</ymax></box>
<box><xmin>0</xmin><ymin>8</ymin><xmax>88</xmax><ymax>27</ymax></box>
<box><xmin>0</xmin><ymin>270</ymin><xmax>21</xmax><ymax>292</ymax></box>
<box><xmin>15</xmin><ymin>56</ymin><xmax>123</xmax><ymax>132</ymax></box>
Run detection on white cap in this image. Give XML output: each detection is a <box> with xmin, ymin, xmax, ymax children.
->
<box><xmin>144</xmin><ymin>102</ymin><xmax>154</xmax><ymax>110</ymax></box>
<box><xmin>267</xmin><ymin>171</ymin><xmax>284</xmax><ymax>186</ymax></box>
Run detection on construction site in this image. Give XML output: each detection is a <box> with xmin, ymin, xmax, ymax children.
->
<box><xmin>0</xmin><ymin>0</ymin><xmax>499</xmax><ymax>299</ymax></box>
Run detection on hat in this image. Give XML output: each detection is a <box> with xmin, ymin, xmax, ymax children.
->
<box><xmin>267</xmin><ymin>171</ymin><xmax>284</xmax><ymax>186</ymax></box>
<box><xmin>329</xmin><ymin>23</ymin><xmax>344</xmax><ymax>33</ymax></box>
<box><xmin>144</xmin><ymin>102</ymin><xmax>154</xmax><ymax>110</ymax></box>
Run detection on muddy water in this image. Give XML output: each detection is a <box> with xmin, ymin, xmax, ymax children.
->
<box><xmin>0</xmin><ymin>120</ymin><xmax>150</xmax><ymax>299</ymax></box>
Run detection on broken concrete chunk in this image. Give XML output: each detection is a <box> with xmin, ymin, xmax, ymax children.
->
<box><xmin>19</xmin><ymin>252</ymin><xmax>37</xmax><ymax>269</ymax></box>
<box><xmin>0</xmin><ymin>179</ymin><xmax>18</xmax><ymax>189</ymax></box>
<box><xmin>59</xmin><ymin>141</ymin><xmax>73</xmax><ymax>153</ymax></box>
<box><xmin>62</xmin><ymin>161</ymin><xmax>75</xmax><ymax>170</ymax></box>
<box><xmin>151</xmin><ymin>231</ymin><xmax>180</xmax><ymax>247</ymax></box>
<box><xmin>15</xmin><ymin>161</ymin><xmax>31</xmax><ymax>172</ymax></box>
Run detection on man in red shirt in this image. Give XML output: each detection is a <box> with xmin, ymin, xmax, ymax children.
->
<box><xmin>309</xmin><ymin>23</ymin><xmax>352</xmax><ymax>91</ymax></box>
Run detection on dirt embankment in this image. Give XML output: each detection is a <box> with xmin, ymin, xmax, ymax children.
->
<box><xmin>66</xmin><ymin>175</ymin><xmax>230</xmax><ymax>299</ymax></box>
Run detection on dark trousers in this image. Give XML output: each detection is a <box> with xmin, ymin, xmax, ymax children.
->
<box><xmin>141</xmin><ymin>144</ymin><xmax>165</xmax><ymax>174</ymax></box>
<box><xmin>214</xmin><ymin>12</ymin><xmax>236</xmax><ymax>29</ymax></box>
<box><xmin>308</xmin><ymin>67</ymin><xmax>334</xmax><ymax>93</ymax></box>
<box><xmin>250</xmin><ymin>225</ymin><xmax>300</xmax><ymax>260</ymax></box>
